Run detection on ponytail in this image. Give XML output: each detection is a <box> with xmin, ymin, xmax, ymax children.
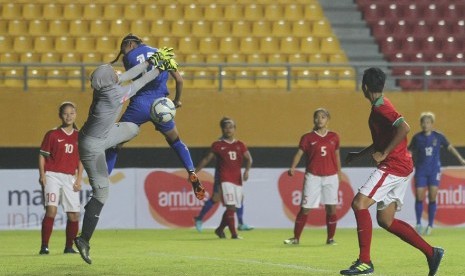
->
<box><xmin>110</xmin><ymin>33</ymin><xmax>143</xmax><ymax>64</ymax></box>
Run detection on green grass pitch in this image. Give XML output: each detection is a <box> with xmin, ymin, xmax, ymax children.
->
<box><xmin>0</xmin><ymin>227</ymin><xmax>462</xmax><ymax>275</ymax></box>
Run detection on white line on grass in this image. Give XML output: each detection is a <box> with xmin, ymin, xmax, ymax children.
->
<box><xmin>149</xmin><ymin>251</ymin><xmax>332</xmax><ymax>273</ymax></box>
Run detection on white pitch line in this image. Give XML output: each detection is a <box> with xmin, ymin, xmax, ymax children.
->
<box><xmin>149</xmin><ymin>251</ymin><xmax>332</xmax><ymax>273</ymax></box>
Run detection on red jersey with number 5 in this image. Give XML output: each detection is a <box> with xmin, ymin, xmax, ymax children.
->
<box><xmin>40</xmin><ymin>128</ymin><xmax>80</xmax><ymax>175</ymax></box>
<box><xmin>299</xmin><ymin>131</ymin><xmax>339</xmax><ymax>176</ymax></box>
<box><xmin>211</xmin><ymin>139</ymin><xmax>248</xmax><ymax>186</ymax></box>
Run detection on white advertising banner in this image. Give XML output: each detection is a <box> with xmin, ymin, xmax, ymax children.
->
<box><xmin>1</xmin><ymin>167</ymin><xmax>464</xmax><ymax>230</ymax></box>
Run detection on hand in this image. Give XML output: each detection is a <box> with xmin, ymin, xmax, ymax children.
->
<box><xmin>147</xmin><ymin>47</ymin><xmax>175</xmax><ymax>67</ymax></box>
<box><xmin>73</xmin><ymin>179</ymin><xmax>82</xmax><ymax>192</ymax></box>
<box><xmin>162</xmin><ymin>58</ymin><xmax>179</xmax><ymax>71</ymax></box>
<box><xmin>288</xmin><ymin>168</ymin><xmax>295</xmax><ymax>176</ymax></box>
<box><xmin>173</xmin><ymin>99</ymin><xmax>182</xmax><ymax>108</ymax></box>
<box><xmin>243</xmin><ymin>170</ymin><xmax>249</xmax><ymax>181</ymax></box>
<box><xmin>372</xmin><ymin>151</ymin><xmax>387</xmax><ymax>164</ymax></box>
<box><xmin>39</xmin><ymin>175</ymin><xmax>46</xmax><ymax>186</ymax></box>
<box><xmin>345</xmin><ymin>152</ymin><xmax>359</xmax><ymax>164</ymax></box>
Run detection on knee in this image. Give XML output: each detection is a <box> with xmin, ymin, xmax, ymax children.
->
<box><xmin>92</xmin><ymin>186</ymin><xmax>109</xmax><ymax>204</ymax></box>
<box><xmin>376</xmin><ymin>216</ymin><xmax>392</xmax><ymax>229</ymax></box>
<box><xmin>300</xmin><ymin>208</ymin><xmax>310</xmax><ymax>215</ymax></box>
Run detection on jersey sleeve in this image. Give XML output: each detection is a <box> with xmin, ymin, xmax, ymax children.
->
<box><xmin>211</xmin><ymin>141</ymin><xmax>219</xmax><ymax>155</ymax></box>
<box><xmin>334</xmin><ymin>133</ymin><xmax>340</xmax><ymax>150</ymax></box>
<box><xmin>39</xmin><ymin>131</ymin><xmax>53</xmax><ymax>157</ymax></box>
<box><xmin>240</xmin><ymin>141</ymin><xmax>248</xmax><ymax>154</ymax></box>
<box><xmin>377</xmin><ymin>103</ymin><xmax>404</xmax><ymax>127</ymax></box>
<box><xmin>298</xmin><ymin>134</ymin><xmax>308</xmax><ymax>152</ymax></box>
<box><xmin>437</xmin><ymin>132</ymin><xmax>450</xmax><ymax>148</ymax></box>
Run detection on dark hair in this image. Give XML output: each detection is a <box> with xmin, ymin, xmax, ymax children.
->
<box><xmin>362</xmin><ymin>67</ymin><xmax>386</xmax><ymax>93</ymax></box>
<box><xmin>313</xmin><ymin>108</ymin><xmax>330</xmax><ymax>119</ymax></box>
<box><xmin>219</xmin><ymin>117</ymin><xmax>235</xmax><ymax>128</ymax></box>
<box><xmin>59</xmin><ymin>101</ymin><xmax>78</xmax><ymax>130</ymax></box>
<box><xmin>110</xmin><ymin>33</ymin><xmax>143</xmax><ymax>64</ymax></box>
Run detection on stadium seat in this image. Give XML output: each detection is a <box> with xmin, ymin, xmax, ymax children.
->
<box><xmin>144</xmin><ymin>4</ymin><xmax>163</xmax><ymax>18</ymax></box>
<box><xmin>0</xmin><ymin>20</ymin><xmax>7</xmax><ymax>34</ymax></box>
<box><xmin>103</xmin><ymin>4</ymin><xmax>124</xmax><ymax>19</ymax></box>
<box><xmin>28</xmin><ymin>68</ymin><xmax>47</xmax><ymax>88</ymax></box>
<box><xmin>240</xmin><ymin>37</ymin><xmax>259</xmax><ymax>54</ymax></box>
<box><xmin>47</xmin><ymin>69</ymin><xmax>68</xmax><ymax>87</ymax></box>
<box><xmin>284</xmin><ymin>4</ymin><xmax>304</xmax><ymax>19</ymax></box>
<box><xmin>204</xmin><ymin>4</ymin><xmax>224</xmax><ymax>21</ymax></box>
<box><xmin>224</xmin><ymin>5</ymin><xmax>244</xmax><ymax>20</ymax></box>
<box><xmin>69</xmin><ymin>20</ymin><xmax>90</xmax><ymax>36</ymax></box>
<box><xmin>178</xmin><ymin>37</ymin><xmax>199</xmax><ymax>53</ymax></box>
<box><xmin>41</xmin><ymin>53</ymin><xmax>60</xmax><ymax>63</ymax></box>
<box><xmin>402</xmin><ymin>4</ymin><xmax>421</xmax><ymax>20</ymax></box>
<box><xmin>313</xmin><ymin>20</ymin><xmax>332</xmax><ymax>37</ymax></box>
<box><xmin>22</xmin><ymin>3</ymin><xmax>42</xmax><ymax>19</ymax></box>
<box><xmin>205</xmin><ymin>53</ymin><xmax>225</xmax><ymax>63</ymax></box>
<box><xmin>252</xmin><ymin>21</ymin><xmax>272</xmax><ymax>36</ymax></box>
<box><xmin>96</xmin><ymin>36</ymin><xmax>117</xmax><ymax>52</ymax></box>
<box><xmin>299</xmin><ymin>36</ymin><xmax>320</xmax><ymax>54</ymax></box>
<box><xmin>192</xmin><ymin>21</ymin><xmax>211</xmax><ymax>37</ymax></box>
<box><xmin>49</xmin><ymin>20</ymin><xmax>68</xmax><ymax>36</ymax></box>
<box><xmin>219</xmin><ymin>37</ymin><xmax>239</xmax><ymax>54</ymax></box>
<box><xmin>83</xmin><ymin>4</ymin><xmax>103</xmax><ymax>19</ymax></box>
<box><xmin>338</xmin><ymin>68</ymin><xmax>356</xmax><ymax>89</ymax></box>
<box><xmin>158</xmin><ymin>37</ymin><xmax>178</xmax><ymax>49</ymax></box>
<box><xmin>304</xmin><ymin>4</ymin><xmax>324</xmax><ymax>20</ymax></box>
<box><xmin>0</xmin><ymin>53</ymin><xmax>19</xmax><ymax>63</ymax></box>
<box><xmin>422</xmin><ymin>36</ymin><xmax>441</xmax><ymax>54</ymax></box>
<box><xmin>20</xmin><ymin>52</ymin><xmax>40</xmax><ymax>63</ymax></box>
<box><xmin>82</xmin><ymin>52</ymin><xmax>102</xmax><ymax>63</ymax></box>
<box><xmin>292</xmin><ymin>20</ymin><xmax>312</xmax><ymax>37</ymax></box>
<box><xmin>55</xmin><ymin>36</ymin><xmax>74</xmax><ymax>53</ymax></box>
<box><xmin>43</xmin><ymin>3</ymin><xmax>62</xmax><ymax>18</ymax></box>
<box><xmin>13</xmin><ymin>36</ymin><xmax>33</xmax><ymax>53</ymax></box>
<box><xmin>184</xmin><ymin>53</ymin><xmax>204</xmax><ymax>63</ymax></box>
<box><xmin>2</xmin><ymin>3</ymin><xmax>21</xmax><ymax>20</ymax></box>
<box><xmin>293</xmin><ymin>69</ymin><xmax>318</xmax><ymax>88</ymax></box>
<box><xmin>164</xmin><ymin>4</ymin><xmax>183</xmax><ymax>20</ymax></box>
<box><xmin>442</xmin><ymin>37</ymin><xmax>460</xmax><ymax>55</ymax></box>
<box><xmin>288</xmin><ymin>53</ymin><xmax>308</xmax><ymax>63</ymax></box>
<box><xmin>276</xmin><ymin>70</ymin><xmax>290</xmax><ymax>89</ymax></box>
<box><xmin>211</xmin><ymin>21</ymin><xmax>231</xmax><ymax>36</ymax></box>
<box><xmin>192</xmin><ymin>70</ymin><xmax>216</xmax><ymax>88</ymax></box>
<box><xmin>272</xmin><ymin>20</ymin><xmax>292</xmax><ymax>37</ymax></box>
<box><xmin>4</xmin><ymin>69</ymin><xmax>24</xmax><ymax>88</ymax></box>
<box><xmin>309</xmin><ymin>53</ymin><xmax>327</xmax><ymax>63</ymax></box>
<box><xmin>256</xmin><ymin>70</ymin><xmax>277</xmax><ymax>88</ymax></box>
<box><xmin>329</xmin><ymin>53</ymin><xmax>348</xmax><ymax>63</ymax></box>
<box><xmin>110</xmin><ymin>20</ymin><xmax>131</xmax><ymax>36</ymax></box>
<box><xmin>34</xmin><ymin>36</ymin><xmax>54</xmax><ymax>53</ymax></box>
<box><xmin>317</xmin><ymin>69</ymin><xmax>339</xmax><ymax>88</ymax></box>
<box><xmin>260</xmin><ymin>37</ymin><xmax>279</xmax><ymax>54</ymax></box>
<box><xmin>431</xmin><ymin>21</ymin><xmax>451</xmax><ymax>40</ymax></box>
<box><xmin>267</xmin><ymin>53</ymin><xmax>286</xmax><ymax>64</ymax></box>
<box><xmin>67</xmin><ymin>69</ymin><xmax>85</xmax><ymax>89</ymax></box>
<box><xmin>411</xmin><ymin>20</ymin><xmax>429</xmax><ymax>40</ymax></box>
<box><xmin>28</xmin><ymin>20</ymin><xmax>48</xmax><ymax>36</ymax></box>
<box><xmin>391</xmin><ymin>20</ymin><xmax>410</xmax><ymax>39</ymax></box>
<box><xmin>247</xmin><ymin>53</ymin><xmax>266</xmax><ymax>64</ymax></box>
<box><xmin>150</xmin><ymin>20</ymin><xmax>170</xmax><ymax>35</ymax></box>
<box><xmin>362</xmin><ymin>4</ymin><xmax>383</xmax><ymax>24</ymax></box>
<box><xmin>124</xmin><ymin>4</ymin><xmax>144</xmax><ymax>20</ymax></box>
<box><xmin>171</xmin><ymin>20</ymin><xmax>191</xmax><ymax>37</ymax></box>
<box><xmin>184</xmin><ymin>4</ymin><xmax>203</xmax><ymax>20</ymax></box>
<box><xmin>234</xmin><ymin>70</ymin><xmax>255</xmax><ymax>88</ymax></box>
<box><xmin>423</xmin><ymin>4</ymin><xmax>441</xmax><ymax>23</ymax></box>
<box><xmin>226</xmin><ymin>53</ymin><xmax>246</xmax><ymax>64</ymax></box>
<box><xmin>244</xmin><ymin>4</ymin><xmax>264</xmax><ymax>20</ymax></box>
<box><xmin>0</xmin><ymin>36</ymin><xmax>12</xmax><ymax>52</ymax></box>
<box><xmin>264</xmin><ymin>4</ymin><xmax>284</xmax><ymax>20</ymax></box>
<box><xmin>232</xmin><ymin>21</ymin><xmax>251</xmax><ymax>36</ymax></box>
<box><xmin>280</xmin><ymin>37</ymin><xmax>300</xmax><ymax>54</ymax></box>
<box><xmin>63</xmin><ymin>4</ymin><xmax>83</xmax><ymax>20</ymax></box>
<box><xmin>90</xmin><ymin>20</ymin><xmax>111</xmax><ymax>36</ymax></box>
<box><xmin>8</xmin><ymin>20</ymin><xmax>27</xmax><ymax>35</ymax></box>
<box><xmin>62</xmin><ymin>52</ymin><xmax>81</xmax><ymax>63</ymax></box>
<box><xmin>75</xmin><ymin>37</ymin><xmax>96</xmax><ymax>52</ymax></box>
<box><xmin>199</xmin><ymin>37</ymin><xmax>219</xmax><ymax>53</ymax></box>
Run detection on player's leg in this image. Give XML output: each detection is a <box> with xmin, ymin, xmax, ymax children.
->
<box><xmin>64</xmin><ymin>212</ymin><xmax>79</xmax><ymax>253</ymax></box>
<box><xmin>414</xmin><ymin>175</ymin><xmax>427</xmax><ymax>234</ymax></box>
<box><xmin>425</xmin><ymin>184</ymin><xmax>439</xmax><ymax>235</ymax></box>
<box><xmin>216</xmin><ymin>182</ymin><xmax>239</xmax><ymax>239</ymax></box>
<box><xmin>40</xmin><ymin>172</ymin><xmax>61</xmax><ymax>254</ymax></box>
<box><xmin>194</xmin><ymin>183</ymin><xmax>221</xmax><ymax>232</ymax></box>
<box><xmin>62</xmin><ymin>174</ymin><xmax>80</xmax><ymax>254</ymax></box>
<box><xmin>322</xmin><ymin>174</ymin><xmax>339</xmax><ymax>245</ymax></box>
<box><xmin>237</xmin><ymin>195</ymin><xmax>254</xmax><ymax>231</ymax></box>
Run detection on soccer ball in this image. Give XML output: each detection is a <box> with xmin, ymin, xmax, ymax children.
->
<box><xmin>150</xmin><ymin>97</ymin><xmax>176</xmax><ymax>123</ymax></box>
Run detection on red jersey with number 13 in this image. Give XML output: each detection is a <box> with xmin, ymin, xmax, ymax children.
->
<box><xmin>299</xmin><ymin>131</ymin><xmax>340</xmax><ymax>176</ymax></box>
<box><xmin>40</xmin><ymin>128</ymin><xmax>80</xmax><ymax>175</ymax></box>
<box><xmin>211</xmin><ymin>139</ymin><xmax>248</xmax><ymax>186</ymax></box>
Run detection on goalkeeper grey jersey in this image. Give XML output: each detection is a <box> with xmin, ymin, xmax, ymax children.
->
<box><xmin>81</xmin><ymin>62</ymin><xmax>159</xmax><ymax>139</ymax></box>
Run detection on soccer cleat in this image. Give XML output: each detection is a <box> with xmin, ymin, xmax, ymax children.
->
<box><xmin>188</xmin><ymin>172</ymin><xmax>205</xmax><ymax>200</ymax></box>
<box><xmin>231</xmin><ymin>235</ymin><xmax>243</xmax><ymax>240</ymax></box>
<box><xmin>238</xmin><ymin>224</ymin><xmax>254</xmax><ymax>231</ymax></box>
<box><xmin>424</xmin><ymin>226</ymin><xmax>433</xmax><ymax>236</ymax></box>
<box><xmin>39</xmin><ymin>246</ymin><xmax>49</xmax><ymax>255</ymax></box>
<box><xmin>215</xmin><ymin>227</ymin><xmax>226</xmax><ymax>239</ymax></box>
<box><xmin>415</xmin><ymin>224</ymin><xmax>423</xmax><ymax>234</ymax></box>
<box><xmin>340</xmin><ymin>259</ymin><xmax>374</xmax><ymax>275</ymax></box>
<box><xmin>194</xmin><ymin>217</ymin><xmax>203</xmax><ymax>233</ymax></box>
<box><xmin>74</xmin><ymin>237</ymin><xmax>92</xmax><ymax>264</ymax></box>
<box><xmin>326</xmin><ymin>239</ymin><xmax>337</xmax><ymax>245</ymax></box>
<box><xmin>427</xmin><ymin>247</ymin><xmax>444</xmax><ymax>276</ymax></box>
<box><xmin>283</xmin><ymin>237</ymin><xmax>299</xmax><ymax>245</ymax></box>
<box><xmin>63</xmin><ymin>247</ymin><xmax>78</xmax><ymax>254</ymax></box>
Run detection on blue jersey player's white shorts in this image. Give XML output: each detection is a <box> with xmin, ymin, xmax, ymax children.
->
<box><xmin>120</xmin><ymin>96</ymin><xmax>175</xmax><ymax>133</ymax></box>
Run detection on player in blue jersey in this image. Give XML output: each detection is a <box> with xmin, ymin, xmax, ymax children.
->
<box><xmin>106</xmin><ymin>34</ymin><xmax>204</xmax><ymax>199</ymax></box>
<box><xmin>409</xmin><ymin>111</ymin><xmax>465</xmax><ymax>235</ymax></box>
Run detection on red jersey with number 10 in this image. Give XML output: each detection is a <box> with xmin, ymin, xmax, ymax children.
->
<box><xmin>40</xmin><ymin>128</ymin><xmax>80</xmax><ymax>175</ymax></box>
<box><xmin>211</xmin><ymin>139</ymin><xmax>248</xmax><ymax>186</ymax></box>
<box><xmin>299</xmin><ymin>131</ymin><xmax>340</xmax><ymax>176</ymax></box>
<box><xmin>369</xmin><ymin>96</ymin><xmax>413</xmax><ymax>176</ymax></box>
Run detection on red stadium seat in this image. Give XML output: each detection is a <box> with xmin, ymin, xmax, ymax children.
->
<box><xmin>401</xmin><ymin>36</ymin><xmax>421</xmax><ymax>55</ymax></box>
<box><xmin>383</xmin><ymin>4</ymin><xmax>403</xmax><ymax>22</ymax></box>
<box><xmin>411</xmin><ymin>20</ymin><xmax>429</xmax><ymax>40</ymax></box>
<box><xmin>371</xmin><ymin>20</ymin><xmax>393</xmax><ymax>40</ymax></box>
<box><xmin>380</xmin><ymin>37</ymin><xmax>400</xmax><ymax>58</ymax></box>
<box><xmin>362</xmin><ymin>4</ymin><xmax>383</xmax><ymax>24</ymax></box>
<box><xmin>391</xmin><ymin>20</ymin><xmax>411</xmax><ymax>39</ymax></box>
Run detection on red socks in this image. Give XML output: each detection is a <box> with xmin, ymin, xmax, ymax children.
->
<box><xmin>293</xmin><ymin>212</ymin><xmax>308</xmax><ymax>240</ymax></box>
<box><xmin>387</xmin><ymin>219</ymin><xmax>433</xmax><ymax>258</ymax></box>
<box><xmin>41</xmin><ymin>216</ymin><xmax>54</xmax><ymax>247</ymax></box>
<box><xmin>66</xmin><ymin>220</ymin><xmax>79</xmax><ymax>248</ymax></box>
<box><xmin>326</xmin><ymin>214</ymin><xmax>337</xmax><ymax>241</ymax></box>
<box><xmin>354</xmin><ymin>209</ymin><xmax>372</xmax><ymax>263</ymax></box>
<box><xmin>219</xmin><ymin>209</ymin><xmax>237</xmax><ymax>237</ymax></box>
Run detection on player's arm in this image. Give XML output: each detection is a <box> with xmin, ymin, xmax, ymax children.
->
<box><xmin>74</xmin><ymin>161</ymin><xmax>83</xmax><ymax>192</ymax></box>
<box><xmin>288</xmin><ymin>149</ymin><xmax>304</xmax><ymax>176</ymax></box>
<box><xmin>373</xmin><ymin>119</ymin><xmax>410</xmax><ymax>163</ymax></box>
<box><xmin>447</xmin><ymin>145</ymin><xmax>465</xmax><ymax>165</ymax></box>
<box><xmin>242</xmin><ymin>151</ymin><xmax>253</xmax><ymax>181</ymax></box>
<box><xmin>335</xmin><ymin>149</ymin><xmax>342</xmax><ymax>181</ymax></box>
<box><xmin>38</xmin><ymin>154</ymin><xmax>47</xmax><ymax>186</ymax></box>
<box><xmin>119</xmin><ymin>63</ymin><xmax>162</xmax><ymax>103</ymax></box>
<box><xmin>195</xmin><ymin>151</ymin><xmax>216</xmax><ymax>173</ymax></box>
<box><xmin>345</xmin><ymin>144</ymin><xmax>374</xmax><ymax>165</ymax></box>
<box><xmin>170</xmin><ymin>70</ymin><xmax>184</xmax><ymax>108</ymax></box>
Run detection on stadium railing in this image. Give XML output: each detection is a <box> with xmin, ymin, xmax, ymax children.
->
<box><xmin>0</xmin><ymin>62</ymin><xmax>463</xmax><ymax>92</ymax></box>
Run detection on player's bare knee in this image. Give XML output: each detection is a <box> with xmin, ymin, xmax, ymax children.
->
<box><xmin>376</xmin><ymin>216</ymin><xmax>391</xmax><ymax>229</ymax></box>
<box><xmin>300</xmin><ymin>208</ymin><xmax>310</xmax><ymax>215</ymax></box>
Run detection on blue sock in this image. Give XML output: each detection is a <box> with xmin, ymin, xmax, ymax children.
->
<box><xmin>428</xmin><ymin>201</ymin><xmax>437</xmax><ymax>227</ymax></box>
<box><xmin>105</xmin><ymin>148</ymin><xmax>118</xmax><ymax>175</ymax></box>
<box><xmin>415</xmin><ymin>200</ymin><xmax>423</xmax><ymax>225</ymax></box>
<box><xmin>169</xmin><ymin>139</ymin><xmax>194</xmax><ymax>172</ymax></box>
<box><xmin>236</xmin><ymin>205</ymin><xmax>244</xmax><ymax>225</ymax></box>
<box><xmin>197</xmin><ymin>198</ymin><xmax>215</xmax><ymax>220</ymax></box>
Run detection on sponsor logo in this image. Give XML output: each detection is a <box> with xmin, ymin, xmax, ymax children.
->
<box><xmin>58</xmin><ymin>139</ymin><xmax>65</xmax><ymax>142</ymax></box>
<box><xmin>278</xmin><ymin>171</ymin><xmax>354</xmax><ymax>226</ymax></box>
<box><xmin>144</xmin><ymin>170</ymin><xmax>216</xmax><ymax>227</ymax></box>
<box><xmin>413</xmin><ymin>168</ymin><xmax>465</xmax><ymax>225</ymax></box>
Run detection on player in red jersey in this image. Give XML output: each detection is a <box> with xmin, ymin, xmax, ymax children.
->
<box><xmin>38</xmin><ymin>102</ymin><xmax>83</xmax><ymax>255</ymax></box>
<box><xmin>195</xmin><ymin>117</ymin><xmax>252</xmax><ymax>239</ymax></box>
<box><xmin>340</xmin><ymin>68</ymin><xmax>444</xmax><ymax>276</ymax></box>
<box><xmin>283</xmin><ymin>108</ymin><xmax>341</xmax><ymax>245</ymax></box>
